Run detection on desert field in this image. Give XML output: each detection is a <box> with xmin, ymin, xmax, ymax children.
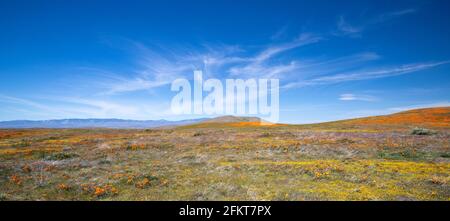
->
<box><xmin>0</xmin><ymin>107</ymin><xmax>449</xmax><ymax>201</ymax></box>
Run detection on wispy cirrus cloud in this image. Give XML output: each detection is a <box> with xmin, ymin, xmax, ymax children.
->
<box><xmin>372</xmin><ymin>8</ymin><xmax>417</xmax><ymax>23</ymax></box>
<box><xmin>0</xmin><ymin>94</ymin><xmax>53</xmax><ymax>111</ymax></box>
<box><xmin>283</xmin><ymin>60</ymin><xmax>450</xmax><ymax>89</ymax></box>
<box><xmin>229</xmin><ymin>33</ymin><xmax>322</xmax><ymax>78</ymax></box>
<box><xmin>79</xmin><ymin>35</ymin><xmax>448</xmax><ymax>96</ymax></box>
<box><xmin>335</xmin><ymin>8</ymin><xmax>417</xmax><ymax>37</ymax></box>
<box><xmin>270</xmin><ymin>25</ymin><xmax>289</xmax><ymax>40</ymax></box>
<box><xmin>89</xmin><ymin>33</ymin><xmax>323</xmax><ymax>95</ymax></box>
<box><xmin>100</xmin><ymin>44</ymin><xmax>202</xmax><ymax>95</ymax></box>
<box><xmin>254</xmin><ymin>33</ymin><xmax>322</xmax><ymax>63</ymax></box>
<box><xmin>60</xmin><ymin>27</ymin><xmax>447</xmax><ymax>100</ymax></box>
<box><xmin>311</xmin><ymin>61</ymin><xmax>449</xmax><ymax>82</ymax></box>
<box><xmin>87</xmin><ymin>42</ymin><xmax>250</xmax><ymax>95</ymax></box>
<box><xmin>0</xmin><ymin>94</ymin><xmax>79</xmax><ymax>119</ymax></box>
<box><xmin>292</xmin><ymin>52</ymin><xmax>381</xmax><ymax>77</ymax></box>
<box><xmin>0</xmin><ymin>94</ymin><xmax>173</xmax><ymax>120</ymax></box>
<box><xmin>336</xmin><ymin>16</ymin><xmax>364</xmax><ymax>36</ymax></box>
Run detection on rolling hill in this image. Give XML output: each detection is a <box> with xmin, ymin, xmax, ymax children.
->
<box><xmin>337</xmin><ymin>107</ymin><xmax>450</xmax><ymax>128</ymax></box>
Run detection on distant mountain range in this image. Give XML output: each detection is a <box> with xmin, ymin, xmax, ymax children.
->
<box><xmin>0</xmin><ymin>107</ymin><xmax>449</xmax><ymax>129</ymax></box>
<box><xmin>0</xmin><ymin>118</ymin><xmax>208</xmax><ymax>129</ymax></box>
<box><xmin>0</xmin><ymin>116</ymin><xmax>263</xmax><ymax>129</ymax></box>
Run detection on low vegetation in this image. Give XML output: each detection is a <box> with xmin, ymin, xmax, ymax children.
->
<box><xmin>0</xmin><ymin>107</ymin><xmax>449</xmax><ymax>200</ymax></box>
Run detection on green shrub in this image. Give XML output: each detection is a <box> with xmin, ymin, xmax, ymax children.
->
<box><xmin>259</xmin><ymin>132</ymin><xmax>272</xmax><ymax>138</ymax></box>
<box><xmin>440</xmin><ymin>152</ymin><xmax>450</xmax><ymax>158</ymax></box>
<box><xmin>0</xmin><ymin>193</ymin><xmax>7</xmax><ymax>201</ymax></box>
<box><xmin>378</xmin><ymin>149</ymin><xmax>430</xmax><ymax>160</ymax></box>
<box><xmin>12</xmin><ymin>139</ymin><xmax>31</xmax><ymax>147</ymax></box>
<box><xmin>45</xmin><ymin>152</ymin><xmax>79</xmax><ymax>161</ymax></box>
<box><xmin>193</xmin><ymin>132</ymin><xmax>204</xmax><ymax>137</ymax></box>
<box><xmin>411</xmin><ymin>127</ymin><xmax>435</xmax><ymax>135</ymax></box>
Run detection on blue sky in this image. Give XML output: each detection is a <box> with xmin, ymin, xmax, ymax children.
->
<box><xmin>0</xmin><ymin>0</ymin><xmax>449</xmax><ymax>123</ymax></box>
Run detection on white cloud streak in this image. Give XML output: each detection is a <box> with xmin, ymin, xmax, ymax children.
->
<box><xmin>339</xmin><ymin>93</ymin><xmax>377</xmax><ymax>102</ymax></box>
<box><xmin>283</xmin><ymin>61</ymin><xmax>450</xmax><ymax>89</ymax></box>
<box><xmin>372</xmin><ymin>8</ymin><xmax>417</xmax><ymax>23</ymax></box>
